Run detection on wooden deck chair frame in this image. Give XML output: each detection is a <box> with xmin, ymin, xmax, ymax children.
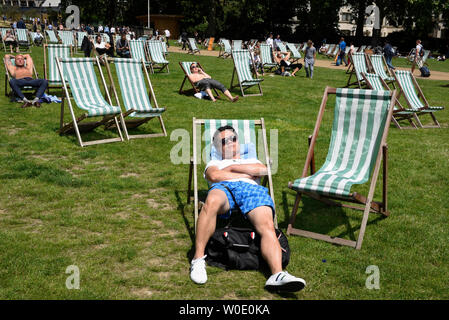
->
<box><xmin>346</xmin><ymin>52</ymin><xmax>370</xmax><ymax>88</ymax></box>
<box><xmin>104</xmin><ymin>57</ymin><xmax>167</xmax><ymax>140</ymax></box>
<box><xmin>187</xmin><ymin>38</ymin><xmax>200</xmax><ymax>54</ymax></box>
<box><xmin>361</xmin><ymin>72</ymin><xmax>419</xmax><ymax>130</ymax></box>
<box><xmin>392</xmin><ymin>70</ymin><xmax>443</xmax><ymax>128</ymax></box>
<box><xmin>146</xmin><ymin>40</ymin><xmax>170</xmax><ymax>74</ymax></box>
<box><xmin>367</xmin><ymin>54</ymin><xmax>395</xmax><ymax>88</ymax></box>
<box><xmin>178</xmin><ymin>61</ymin><xmax>219</xmax><ymax>97</ymax></box>
<box><xmin>218</xmin><ymin>39</ymin><xmax>232</xmax><ymax>59</ymax></box>
<box><xmin>43</xmin><ymin>44</ymin><xmax>73</xmax><ymax>93</ymax></box>
<box><xmin>230</xmin><ymin>49</ymin><xmax>263</xmax><ymax>97</ymax></box>
<box><xmin>187</xmin><ymin>118</ymin><xmax>277</xmax><ymax>233</ymax></box>
<box><xmin>4</xmin><ymin>55</ymin><xmax>39</xmax><ymax>97</ymax></box>
<box><xmin>287</xmin><ymin>87</ymin><xmax>397</xmax><ymax>250</ymax></box>
<box><xmin>55</xmin><ymin>56</ymin><xmax>128</xmax><ymax>147</ymax></box>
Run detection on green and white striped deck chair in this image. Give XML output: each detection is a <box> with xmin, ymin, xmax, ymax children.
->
<box><xmin>55</xmin><ymin>56</ymin><xmax>127</xmax><ymax>147</ymax></box>
<box><xmin>146</xmin><ymin>40</ymin><xmax>169</xmax><ymax>73</ymax></box>
<box><xmin>106</xmin><ymin>58</ymin><xmax>167</xmax><ymax>139</ymax></box>
<box><xmin>129</xmin><ymin>40</ymin><xmax>151</xmax><ymax>68</ymax></box>
<box><xmin>260</xmin><ymin>44</ymin><xmax>277</xmax><ymax>72</ymax></box>
<box><xmin>43</xmin><ymin>44</ymin><xmax>72</xmax><ymax>92</ymax></box>
<box><xmin>178</xmin><ymin>61</ymin><xmax>219</xmax><ymax>97</ymax></box>
<box><xmin>76</xmin><ymin>31</ymin><xmax>87</xmax><ymax>50</ymax></box>
<box><xmin>358</xmin><ymin>45</ymin><xmax>367</xmax><ymax>53</ymax></box>
<box><xmin>232</xmin><ymin>40</ymin><xmax>242</xmax><ymax>50</ymax></box>
<box><xmin>276</xmin><ymin>42</ymin><xmax>287</xmax><ymax>53</ymax></box>
<box><xmin>288</xmin><ymin>87</ymin><xmax>397</xmax><ymax>250</ymax></box>
<box><xmin>393</xmin><ymin>70</ymin><xmax>444</xmax><ymax>128</ymax></box>
<box><xmin>45</xmin><ymin>30</ymin><xmax>59</xmax><ymax>44</ymax></box>
<box><xmin>4</xmin><ymin>55</ymin><xmax>39</xmax><ymax>97</ymax></box>
<box><xmin>188</xmin><ymin>118</ymin><xmax>277</xmax><ymax>232</ymax></box>
<box><xmin>286</xmin><ymin>42</ymin><xmax>302</xmax><ymax>63</ymax></box>
<box><xmin>362</xmin><ymin>72</ymin><xmax>419</xmax><ymax>129</ymax></box>
<box><xmin>101</xmin><ymin>33</ymin><xmax>110</xmax><ymax>44</ymax></box>
<box><xmin>346</xmin><ymin>52</ymin><xmax>369</xmax><ymax>88</ymax></box>
<box><xmin>58</xmin><ymin>31</ymin><xmax>75</xmax><ymax>46</ymax></box>
<box><xmin>218</xmin><ymin>39</ymin><xmax>232</xmax><ymax>58</ymax></box>
<box><xmin>230</xmin><ymin>49</ymin><xmax>263</xmax><ymax>97</ymax></box>
<box><xmin>368</xmin><ymin>54</ymin><xmax>395</xmax><ymax>87</ymax></box>
<box><xmin>187</xmin><ymin>37</ymin><xmax>200</xmax><ymax>54</ymax></box>
<box><xmin>15</xmin><ymin>29</ymin><xmax>30</xmax><ymax>51</ymax></box>
<box><xmin>327</xmin><ymin>44</ymin><xmax>339</xmax><ymax>58</ymax></box>
<box><xmin>415</xmin><ymin>49</ymin><xmax>431</xmax><ymax>68</ymax></box>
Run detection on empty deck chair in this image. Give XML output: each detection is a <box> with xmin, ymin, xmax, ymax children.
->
<box><xmin>367</xmin><ymin>54</ymin><xmax>395</xmax><ymax>87</ymax></box>
<box><xmin>45</xmin><ymin>30</ymin><xmax>59</xmax><ymax>44</ymax></box>
<box><xmin>58</xmin><ymin>31</ymin><xmax>75</xmax><ymax>46</ymax></box>
<box><xmin>346</xmin><ymin>52</ymin><xmax>369</xmax><ymax>88</ymax></box>
<box><xmin>178</xmin><ymin>61</ymin><xmax>219</xmax><ymax>97</ymax></box>
<box><xmin>105</xmin><ymin>58</ymin><xmax>167</xmax><ymax>139</ymax></box>
<box><xmin>230</xmin><ymin>49</ymin><xmax>263</xmax><ymax>97</ymax></box>
<box><xmin>218</xmin><ymin>39</ymin><xmax>232</xmax><ymax>58</ymax></box>
<box><xmin>146</xmin><ymin>40</ymin><xmax>169</xmax><ymax>73</ymax></box>
<box><xmin>260</xmin><ymin>44</ymin><xmax>277</xmax><ymax>72</ymax></box>
<box><xmin>286</xmin><ymin>42</ymin><xmax>302</xmax><ymax>63</ymax></box>
<box><xmin>15</xmin><ymin>28</ymin><xmax>30</xmax><ymax>52</ymax></box>
<box><xmin>129</xmin><ymin>40</ymin><xmax>151</xmax><ymax>68</ymax></box>
<box><xmin>187</xmin><ymin>118</ymin><xmax>277</xmax><ymax>232</ymax></box>
<box><xmin>393</xmin><ymin>70</ymin><xmax>444</xmax><ymax>128</ymax></box>
<box><xmin>55</xmin><ymin>56</ymin><xmax>127</xmax><ymax>146</ymax></box>
<box><xmin>43</xmin><ymin>44</ymin><xmax>72</xmax><ymax>92</ymax></box>
<box><xmin>188</xmin><ymin>37</ymin><xmax>200</xmax><ymax>54</ymax></box>
<box><xmin>287</xmin><ymin>87</ymin><xmax>397</xmax><ymax>250</ymax></box>
<box><xmin>362</xmin><ymin>72</ymin><xmax>419</xmax><ymax>129</ymax></box>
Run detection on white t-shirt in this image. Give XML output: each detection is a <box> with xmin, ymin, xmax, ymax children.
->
<box><xmin>165</xmin><ymin>29</ymin><xmax>170</xmax><ymax>37</ymax></box>
<box><xmin>204</xmin><ymin>158</ymin><xmax>262</xmax><ymax>185</ymax></box>
<box><xmin>95</xmin><ymin>41</ymin><xmax>106</xmax><ymax>49</ymax></box>
<box><xmin>266</xmin><ymin>37</ymin><xmax>273</xmax><ymax>48</ymax></box>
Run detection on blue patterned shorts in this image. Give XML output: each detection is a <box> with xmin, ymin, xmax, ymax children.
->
<box><xmin>209</xmin><ymin>181</ymin><xmax>275</xmax><ymax>219</ymax></box>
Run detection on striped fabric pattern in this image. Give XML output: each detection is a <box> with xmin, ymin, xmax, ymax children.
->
<box><xmin>181</xmin><ymin>61</ymin><xmax>196</xmax><ymax>75</ymax></box>
<box><xmin>15</xmin><ymin>29</ymin><xmax>28</xmax><ymax>42</ymax></box>
<box><xmin>395</xmin><ymin>70</ymin><xmax>444</xmax><ymax>111</ymax></box>
<box><xmin>221</xmin><ymin>39</ymin><xmax>232</xmax><ymax>54</ymax></box>
<box><xmin>203</xmin><ymin>120</ymin><xmax>257</xmax><ymax>163</ymax></box>
<box><xmin>101</xmin><ymin>33</ymin><xmax>110</xmax><ymax>43</ymax></box>
<box><xmin>114</xmin><ymin>58</ymin><xmax>165</xmax><ymax>117</ymax></box>
<box><xmin>188</xmin><ymin>38</ymin><xmax>199</xmax><ymax>52</ymax></box>
<box><xmin>291</xmin><ymin>89</ymin><xmax>391</xmax><ymax>197</ymax></box>
<box><xmin>147</xmin><ymin>40</ymin><xmax>169</xmax><ymax>63</ymax></box>
<box><xmin>232</xmin><ymin>50</ymin><xmax>262</xmax><ymax>86</ymax></box>
<box><xmin>77</xmin><ymin>32</ymin><xmax>87</xmax><ymax>48</ymax></box>
<box><xmin>363</xmin><ymin>73</ymin><xmax>385</xmax><ymax>91</ymax></box>
<box><xmin>286</xmin><ymin>43</ymin><xmax>302</xmax><ymax>59</ymax></box>
<box><xmin>352</xmin><ymin>52</ymin><xmax>369</xmax><ymax>81</ymax></box>
<box><xmin>277</xmin><ymin>42</ymin><xmax>287</xmax><ymax>52</ymax></box>
<box><xmin>60</xmin><ymin>58</ymin><xmax>121</xmax><ymax>117</ymax></box>
<box><xmin>48</xmin><ymin>44</ymin><xmax>71</xmax><ymax>84</ymax></box>
<box><xmin>1</xmin><ymin>28</ymin><xmax>11</xmax><ymax>37</ymax></box>
<box><xmin>260</xmin><ymin>44</ymin><xmax>277</xmax><ymax>67</ymax></box>
<box><xmin>46</xmin><ymin>30</ymin><xmax>59</xmax><ymax>43</ymax></box>
<box><xmin>129</xmin><ymin>40</ymin><xmax>148</xmax><ymax>63</ymax></box>
<box><xmin>232</xmin><ymin>40</ymin><xmax>242</xmax><ymax>50</ymax></box>
<box><xmin>369</xmin><ymin>55</ymin><xmax>394</xmax><ymax>81</ymax></box>
<box><xmin>58</xmin><ymin>31</ymin><xmax>74</xmax><ymax>46</ymax></box>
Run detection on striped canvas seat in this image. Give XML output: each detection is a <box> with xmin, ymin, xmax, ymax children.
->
<box><xmin>260</xmin><ymin>44</ymin><xmax>277</xmax><ymax>70</ymax></box>
<box><xmin>218</xmin><ymin>39</ymin><xmax>232</xmax><ymax>58</ymax></box>
<box><xmin>58</xmin><ymin>31</ymin><xmax>74</xmax><ymax>46</ymax></box>
<box><xmin>232</xmin><ymin>40</ymin><xmax>242</xmax><ymax>50</ymax></box>
<box><xmin>368</xmin><ymin>55</ymin><xmax>394</xmax><ymax>82</ymax></box>
<box><xmin>188</xmin><ymin>38</ymin><xmax>200</xmax><ymax>54</ymax></box>
<box><xmin>146</xmin><ymin>40</ymin><xmax>169</xmax><ymax>73</ymax></box>
<box><xmin>129</xmin><ymin>40</ymin><xmax>150</xmax><ymax>65</ymax></box>
<box><xmin>286</xmin><ymin>43</ymin><xmax>302</xmax><ymax>59</ymax></box>
<box><xmin>347</xmin><ymin>52</ymin><xmax>369</xmax><ymax>87</ymax></box>
<box><xmin>290</xmin><ymin>89</ymin><xmax>391</xmax><ymax>198</ymax></box>
<box><xmin>188</xmin><ymin>118</ymin><xmax>276</xmax><ymax>231</ymax></box>
<box><xmin>45</xmin><ymin>44</ymin><xmax>71</xmax><ymax>86</ymax></box>
<box><xmin>59</xmin><ymin>58</ymin><xmax>121</xmax><ymax>117</ymax></box>
<box><xmin>230</xmin><ymin>50</ymin><xmax>263</xmax><ymax>96</ymax></box>
<box><xmin>113</xmin><ymin>59</ymin><xmax>165</xmax><ymax>117</ymax></box>
<box><xmin>276</xmin><ymin>42</ymin><xmax>287</xmax><ymax>52</ymax></box>
<box><xmin>15</xmin><ymin>29</ymin><xmax>29</xmax><ymax>43</ymax></box>
<box><xmin>46</xmin><ymin>30</ymin><xmax>59</xmax><ymax>43</ymax></box>
<box><xmin>76</xmin><ymin>32</ymin><xmax>87</xmax><ymax>48</ymax></box>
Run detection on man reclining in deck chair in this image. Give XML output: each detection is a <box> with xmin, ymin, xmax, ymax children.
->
<box><xmin>187</xmin><ymin>63</ymin><xmax>239</xmax><ymax>102</ymax></box>
<box><xmin>5</xmin><ymin>54</ymin><xmax>48</xmax><ymax>108</ymax></box>
<box><xmin>190</xmin><ymin>125</ymin><xmax>306</xmax><ymax>292</ymax></box>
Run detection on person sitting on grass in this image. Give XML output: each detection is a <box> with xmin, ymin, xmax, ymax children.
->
<box><xmin>273</xmin><ymin>51</ymin><xmax>302</xmax><ymax>77</ymax></box>
<box><xmin>4</xmin><ymin>54</ymin><xmax>48</xmax><ymax>108</ymax></box>
<box><xmin>190</xmin><ymin>125</ymin><xmax>306</xmax><ymax>292</ymax></box>
<box><xmin>187</xmin><ymin>63</ymin><xmax>239</xmax><ymax>102</ymax></box>
<box><xmin>115</xmin><ymin>33</ymin><xmax>130</xmax><ymax>58</ymax></box>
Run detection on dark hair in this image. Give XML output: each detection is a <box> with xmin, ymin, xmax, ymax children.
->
<box><xmin>213</xmin><ymin>125</ymin><xmax>237</xmax><ymax>149</ymax></box>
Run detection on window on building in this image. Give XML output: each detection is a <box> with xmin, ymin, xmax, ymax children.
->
<box><xmin>341</xmin><ymin>13</ymin><xmax>352</xmax><ymax>22</ymax></box>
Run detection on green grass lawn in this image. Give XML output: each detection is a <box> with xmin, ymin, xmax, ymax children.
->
<box><xmin>1</xmin><ymin>45</ymin><xmax>448</xmax><ymax>300</ymax></box>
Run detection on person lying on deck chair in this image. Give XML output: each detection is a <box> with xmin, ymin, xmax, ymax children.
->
<box><xmin>4</xmin><ymin>54</ymin><xmax>48</xmax><ymax>108</ymax></box>
<box><xmin>187</xmin><ymin>63</ymin><xmax>239</xmax><ymax>102</ymax></box>
<box><xmin>273</xmin><ymin>51</ymin><xmax>302</xmax><ymax>77</ymax></box>
<box><xmin>190</xmin><ymin>125</ymin><xmax>306</xmax><ymax>292</ymax></box>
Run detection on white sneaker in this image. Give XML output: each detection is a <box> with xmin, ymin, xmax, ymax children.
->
<box><xmin>190</xmin><ymin>255</ymin><xmax>207</xmax><ymax>284</ymax></box>
<box><xmin>265</xmin><ymin>271</ymin><xmax>306</xmax><ymax>292</ymax></box>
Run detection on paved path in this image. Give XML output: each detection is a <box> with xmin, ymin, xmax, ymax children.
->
<box><xmin>168</xmin><ymin>46</ymin><xmax>449</xmax><ymax>81</ymax></box>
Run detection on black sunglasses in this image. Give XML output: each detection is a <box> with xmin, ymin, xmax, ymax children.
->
<box><xmin>221</xmin><ymin>135</ymin><xmax>237</xmax><ymax>146</ymax></box>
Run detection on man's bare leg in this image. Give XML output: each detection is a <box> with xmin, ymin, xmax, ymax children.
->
<box><xmin>204</xmin><ymin>88</ymin><xmax>216</xmax><ymax>102</ymax></box>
